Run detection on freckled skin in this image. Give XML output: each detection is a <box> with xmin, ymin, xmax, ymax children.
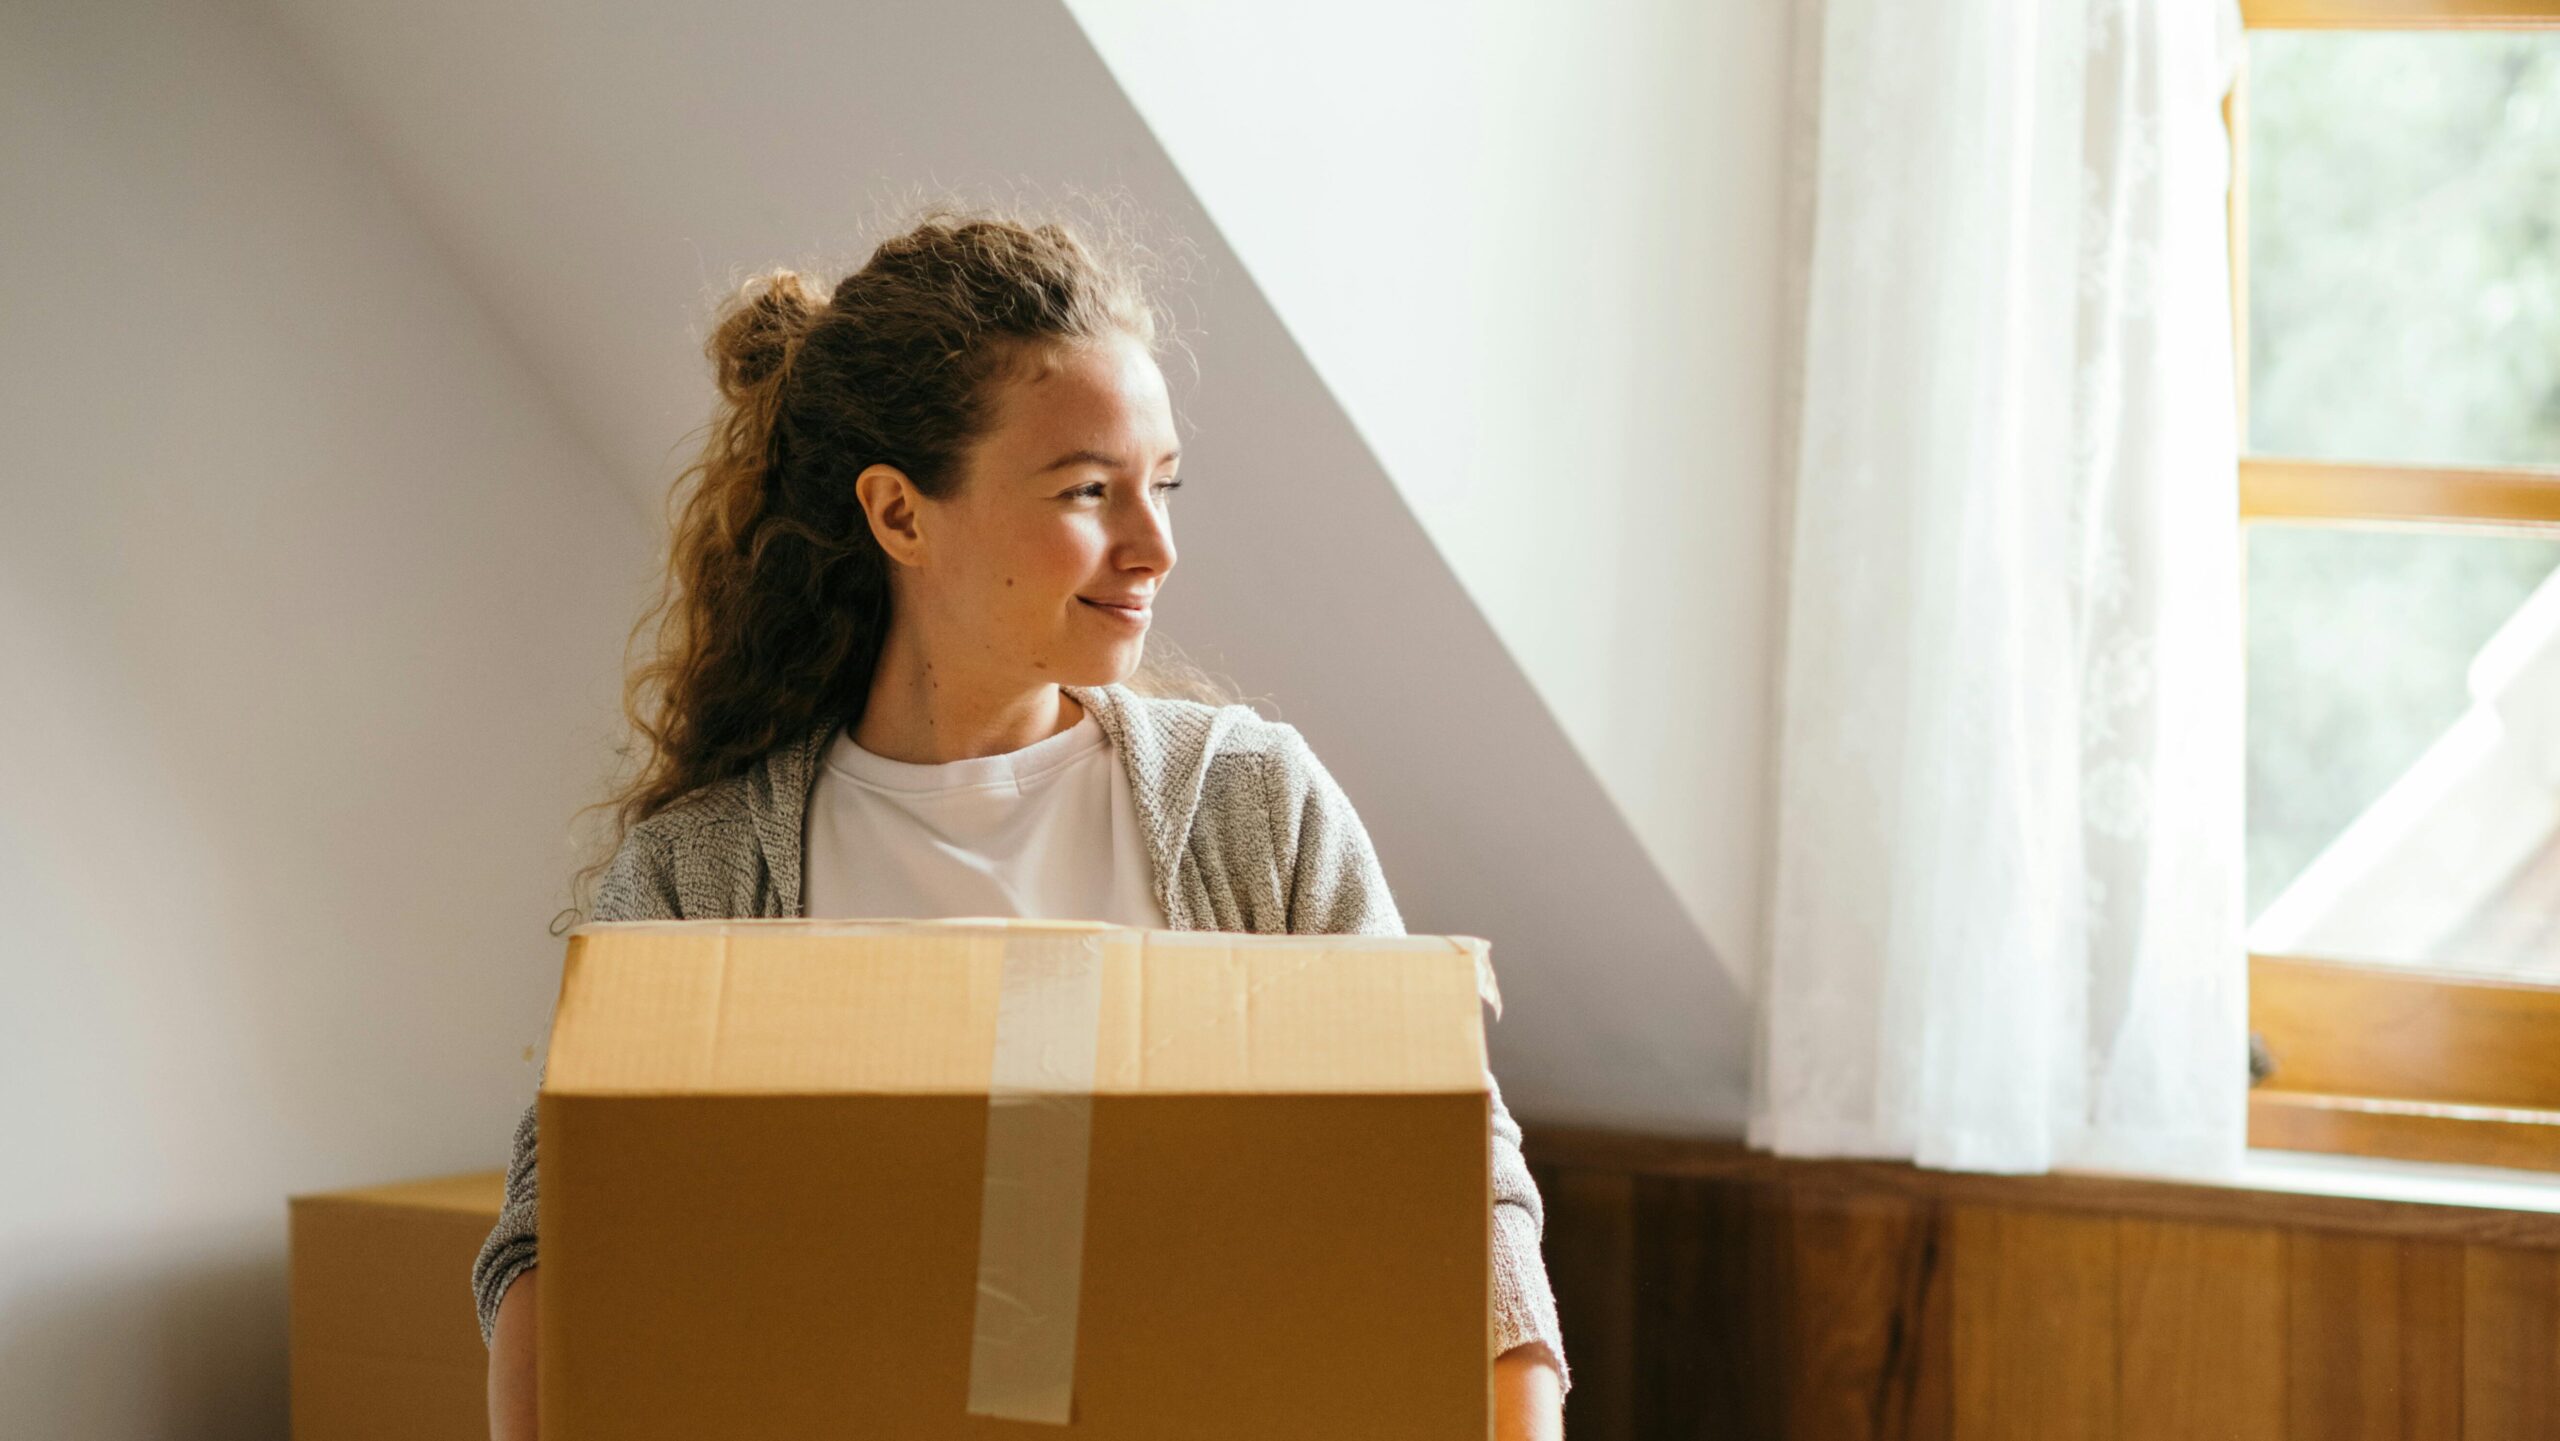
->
<box><xmin>846</xmin><ymin>334</ymin><xmax>1181</xmax><ymax>764</ymax></box>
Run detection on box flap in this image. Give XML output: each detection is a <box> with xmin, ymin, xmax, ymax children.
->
<box><xmin>287</xmin><ymin>1169</ymin><xmax>504</xmax><ymax>1216</ymax></box>
<box><xmin>542</xmin><ymin>918</ymin><xmax>1495</xmax><ymax>1098</ymax></box>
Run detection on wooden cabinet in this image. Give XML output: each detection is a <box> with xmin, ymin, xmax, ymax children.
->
<box><xmin>1531</xmin><ymin>1131</ymin><xmax>2559</xmax><ymax>1440</ymax></box>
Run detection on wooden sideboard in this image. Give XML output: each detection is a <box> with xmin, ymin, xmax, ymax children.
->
<box><xmin>1527</xmin><ymin>1128</ymin><xmax>2560</xmax><ymax>1440</ymax></box>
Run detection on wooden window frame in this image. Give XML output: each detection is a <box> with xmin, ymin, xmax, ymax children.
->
<box><xmin>2234</xmin><ymin>0</ymin><xmax>2560</xmax><ymax>1172</ymax></box>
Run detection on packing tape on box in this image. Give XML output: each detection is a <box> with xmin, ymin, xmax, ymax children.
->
<box><xmin>966</xmin><ymin>928</ymin><xmax>1108</xmax><ymax>1425</ymax></box>
<box><xmin>958</xmin><ymin>925</ymin><xmax>1500</xmax><ymax>1425</ymax></box>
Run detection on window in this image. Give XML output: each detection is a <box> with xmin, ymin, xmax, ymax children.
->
<box><xmin>2236</xmin><ymin>1</ymin><xmax>2560</xmax><ymax>1170</ymax></box>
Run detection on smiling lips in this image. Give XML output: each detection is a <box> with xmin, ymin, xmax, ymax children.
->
<box><xmin>1080</xmin><ymin>595</ymin><xmax>1150</xmax><ymax>623</ymax></box>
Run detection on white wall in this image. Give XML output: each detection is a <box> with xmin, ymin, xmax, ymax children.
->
<box><xmin>1061</xmin><ymin>0</ymin><xmax>1791</xmax><ymax>995</ymax></box>
<box><xmin>252</xmin><ymin>0</ymin><xmax>1765</xmax><ymax>1142</ymax></box>
<box><xmin>0</xmin><ymin>2</ymin><xmax>652</xmax><ymax>1435</ymax></box>
<box><xmin>1</xmin><ymin>2</ymin><xmax>1789</xmax><ymax>1433</ymax></box>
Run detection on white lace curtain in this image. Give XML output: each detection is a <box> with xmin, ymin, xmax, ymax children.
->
<box><xmin>1752</xmin><ymin>0</ymin><xmax>2249</xmax><ymax>1178</ymax></box>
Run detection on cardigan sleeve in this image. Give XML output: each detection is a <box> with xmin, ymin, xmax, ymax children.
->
<box><xmin>470</xmin><ymin>823</ymin><xmax>680</xmax><ymax>1348</ymax></box>
<box><xmin>1270</xmin><ymin>726</ymin><xmax>1573</xmax><ymax>1396</ymax></box>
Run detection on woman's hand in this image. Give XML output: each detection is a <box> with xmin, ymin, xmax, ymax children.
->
<box><xmin>1495</xmin><ymin>1340</ymin><xmax>1565</xmax><ymax>1441</ymax></box>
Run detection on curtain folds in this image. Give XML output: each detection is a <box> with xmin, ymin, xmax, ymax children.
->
<box><xmin>1753</xmin><ymin>0</ymin><xmax>2250</xmax><ymax>1178</ymax></box>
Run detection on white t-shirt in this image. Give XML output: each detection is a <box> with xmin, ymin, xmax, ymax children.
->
<box><xmin>801</xmin><ymin>702</ymin><xmax>1170</xmax><ymax>929</ymax></box>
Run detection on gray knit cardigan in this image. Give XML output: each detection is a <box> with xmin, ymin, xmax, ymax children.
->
<box><xmin>470</xmin><ymin>679</ymin><xmax>1570</xmax><ymax>1393</ymax></box>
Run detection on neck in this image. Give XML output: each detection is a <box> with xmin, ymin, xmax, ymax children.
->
<box><xmin>852</xmin><ymin>630</ymin><xmax>1086</xmax><ymax>765</ymax></box>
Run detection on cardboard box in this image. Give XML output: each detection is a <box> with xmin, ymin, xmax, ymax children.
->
<box><xmin>540</xmin><ymin>916</ymin><xmax>1503</xmax><ymax>1438</ymax></box>
<box><xmin>287</xmin><ymin>1169</ymin><xmax>504</xmax><ymax>1441</ymax></box>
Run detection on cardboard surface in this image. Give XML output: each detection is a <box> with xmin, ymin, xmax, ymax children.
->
<box><xmin>541</xmin><ymin>916</ymin><xmax>1500</xmax><ymax>1438</ymax></box>
<box><xmin>286</xmin><ymin>1170</ymin><xmax>504</xmax><ymax>1441</ymax></box>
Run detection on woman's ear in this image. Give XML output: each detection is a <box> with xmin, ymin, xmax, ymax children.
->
<box><xmin>856</xmin><ymin>462</ymin><xmax>927</xmax><ymax>567</ymax></box>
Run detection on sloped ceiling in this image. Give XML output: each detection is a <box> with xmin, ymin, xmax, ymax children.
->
<box><xmin>1060</xmin><ymin>0</ymin><xmax>1788</xmax><ymax>1009</ymax></box>
<box><xmin>254</xmin><ymin>0</ymin><xmax>1751</xmax><ymax>1131</ymax></box>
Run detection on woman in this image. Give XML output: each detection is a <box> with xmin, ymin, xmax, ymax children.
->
<box><xmin>474</xmin><ymin>204</ymin><xmax>1568</xmax><ymax>1438</ymax></box>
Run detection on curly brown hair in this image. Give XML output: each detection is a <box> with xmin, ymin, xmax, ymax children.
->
<box><xmin>552</xmin><ymin>195</ymin><xmax>1242</xmax><ymax>933</ymax></box>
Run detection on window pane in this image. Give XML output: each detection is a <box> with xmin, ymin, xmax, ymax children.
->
<box><xmin>2246</xmin><ymin>31</ymin><xmax>2560</xmax><ymax>471</ymax></box>
<box><xmin>2247</xmin><ymin>521</ymin><xmax>2560</xmax><ymax>979</ymax></box>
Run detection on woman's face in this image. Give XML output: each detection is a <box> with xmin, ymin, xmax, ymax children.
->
<box><xmin>873</xmin><ymin>332</ymin><xmax>1181</xmax><ymax>691</ymax></box>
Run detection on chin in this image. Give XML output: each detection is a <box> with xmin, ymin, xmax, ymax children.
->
<box><xmin>1058</xmin><ymin>644</ymin><xmax>1147</xmax><ymax>689</ymax></box>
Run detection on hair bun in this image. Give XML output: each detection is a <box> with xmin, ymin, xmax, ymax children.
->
<box><xmin>709</xmin><ymin>268</ymin><xmax>826</xmax><ymax>401</ymax></box>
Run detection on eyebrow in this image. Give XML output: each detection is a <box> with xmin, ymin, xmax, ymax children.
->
<box><xmin>1033</xmin><ymin>447</ymin><xmax>1181</xmax><ymax>475</ymax></box>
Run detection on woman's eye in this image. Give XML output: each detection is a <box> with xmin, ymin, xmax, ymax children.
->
<box><xmin>1072</xmin><ymin>480</ymin><xmax>1183</xmax><ymax>498</ymax></box>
